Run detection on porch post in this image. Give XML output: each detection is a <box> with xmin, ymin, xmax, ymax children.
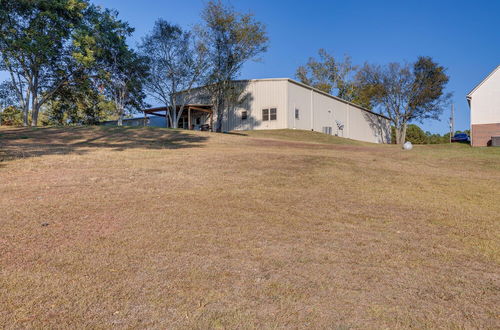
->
<box><xmin>188</xmin><ymin>107</ymin><xmax>191</xmax><ymax>130</ymax></box>
<box><xmin>210</xmin><ymin>110</ymin><xmax>214</xmax><ymax>132</ymax></box>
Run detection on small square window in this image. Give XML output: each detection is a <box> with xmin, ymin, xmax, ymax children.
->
<box><xmin>295</xmin><ymin>109</ymin><xmax>299</xmax><ymax>119</ymax></box>
<box><xmin>270</xmin><ymin>108</ymin><xmax>277</xmax><ymax>120</ymax></box>
<box><xmin>262</xmin><ymin>109</ymin><xmax>269</xmax><ymax>121</ymax></box>
<box><xmin>241</xmin><ymin>111</ymin><xmax>248</xmax><ymax>120</ymax></box>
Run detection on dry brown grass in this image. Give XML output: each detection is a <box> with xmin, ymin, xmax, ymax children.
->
<box><xmin>1</xmin><ymin>126</ymin><xmax>499</xmax><ymax>329</ymax></box>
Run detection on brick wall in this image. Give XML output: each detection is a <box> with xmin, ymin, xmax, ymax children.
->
<box><xmin>471</xmin><ymin>123</ymin><xmax>500</xmax><ymax>147</ymax></box>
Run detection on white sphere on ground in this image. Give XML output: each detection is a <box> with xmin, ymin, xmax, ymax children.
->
<box><xmin>403</xmin><ymin>141</ymin><xmax>413</xmax><ymax>150</ymax></box>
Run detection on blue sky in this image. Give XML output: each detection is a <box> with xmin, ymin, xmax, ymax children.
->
<box><xmin>5</xmin><ymin>0</ymin><xmax>500</xmax><ymax>133</ymax></box>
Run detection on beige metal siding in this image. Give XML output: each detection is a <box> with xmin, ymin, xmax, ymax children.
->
<box><xmin>347</xmin><ymin>104</ymin><xmax>391</xmax><ymax>143</ymax></box>
<box><xmin>223</xmin><ymin>80</ymin><xmax>288</xmax><ymax>131</ymax></box>
<box><xmin>184</xmin><ymin>78</ymin><xmax>390</xmax><ymax>143</ymax></box>
<box><xmin>287</xmin><ymin>82</ymin><xmax>313</xmax><ymax>130</ymax></box>
<box><xmin>312</xmin><ymin>90</ymin><xmax>348</xmax><ymax>137</ymax></box>
<box><xmin>287</xmin><ymin>80</ymin><xmax>390</xmax><ymax>143</ymax></box>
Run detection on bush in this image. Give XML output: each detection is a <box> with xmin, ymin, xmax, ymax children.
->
<box><xmin>391</xmin><ymin>124</ymin><xmax>456</xmax><ymax>144</ymax></box>
<box><xmin>405</xmin><ymin>124</ymin><xmax>428</xmax><ymax>144</ymax></box>
<box><xmin>0</xmin><ymin>106</ymin><xmax>24</xmax><ymax>126</ymax></box>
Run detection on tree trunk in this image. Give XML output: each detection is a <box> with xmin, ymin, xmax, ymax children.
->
<box><xmin>22</xmin><ymin>104</ymin><xmax>29</xmax><ymax>127</ymax></box>
<box><xmin>171</xmin><ymin>108</ymin><xmax>178</xmax><ymax>128</ymax></box>
<box><xmin>396</xmin><ymin>123</ymin><xmax>408</xmax><ymax>147</ymax></box>
<box><xmin>31</xmin><ymin>107</ymin><xmax>39</xmax><ymax>127</ymax></box>
<box><xmin>22</xmin><ymin>88</ymin><xmax>30</xmax><ymax>126</ymax></box>
<box><xmin>117</xmin><ymin>108</ymin><xmax>124</xmax><ymax>126</ymax></box>
<box><xmin>31</xmin><ymin>97</ymin><xmax>40</xmax><ymax>127</ymax></box>
<box><xmin>30</xmin><ymin>76</ymin><xmax>39</xmax><ymax>127</ymax></box>
<box><xmin>215</xmin><ymin>99</ymin><xmax>224</xmax><ymax>133</ymax></box>
<box><xmin>165</xmin><ymin>109</ymin><xmax>170</xmax><ymax>128</ymax></box>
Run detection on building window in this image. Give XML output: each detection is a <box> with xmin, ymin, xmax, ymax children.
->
<box><xmin>241</xmin><ymin>111</ymin><xmax>248</xmax><ymax>120</ymax></box>
<box><xmin>262</xmin><ymin>109</ymin><xmax>269</xmax><ymax>121</ymax></box>
<box><xmin>295</xmin><ymin>108</ymin><xmax>299</xmax><ymax>119</ymax></box>
<box><xmin>270</xmin><ymin>108</ymin><xmax>277</xmax><ymax>120</ymax></box>
<box><xmin>196</xmin><ymin>117</ymin><xmax>201</xmax><ymax>125</ymax></box>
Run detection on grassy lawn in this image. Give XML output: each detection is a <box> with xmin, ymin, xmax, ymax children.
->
<box><xmin>1</xmin><ymin>126</ymin><xmax>499</xmax><ymax>328</ymax></box>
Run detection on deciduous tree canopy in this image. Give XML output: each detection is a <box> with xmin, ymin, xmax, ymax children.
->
<box><xmin>197</xmin><ymin>0</ymin><xmax>268</xmax><ymax>132</ymax></box>
<box><xmin>0</xmin><ymin>0</ymin><xmax>146</xmax><ymax>126</ymax></box>
<box><xmin>139</xmin><ymin>19</ymin><xmax>206</xmax><ymax>128</ymax></box>
<box><xmin>296</xmin><ymin>49</ymin><xmax>362</xmax><ymax>103</ymax></box>
<box><xmin>356</xmin><ymin>57</ymin><xmax>451</xmax><ymax>145</ymax></box>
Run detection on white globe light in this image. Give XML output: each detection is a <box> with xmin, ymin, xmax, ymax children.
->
<box><xmin>403</xmin><ymin>141</ymin><xmax>413</xmax><ymax>150</ymax></box>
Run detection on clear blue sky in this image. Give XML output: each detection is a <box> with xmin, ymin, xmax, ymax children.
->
<box><xmin>7</xmin><ymin>0</ymin><xmax>500</xmax><ymax>133</ymax></box>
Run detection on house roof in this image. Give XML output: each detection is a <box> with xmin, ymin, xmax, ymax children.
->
<box><xmin>466</xmin><ymin>65</ymin><xmax>500</xmax><ymax>100</ymax></box>
<box><xmin>142</xmin><ymin>104</ymin><xmax>213</xmax><ymax>117</ymax></box>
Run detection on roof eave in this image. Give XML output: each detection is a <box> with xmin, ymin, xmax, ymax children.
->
<box><xmin>467</xmin><ymin>65</ymin><xmax>500</xmax><ymax>97</ymax></box>
<box><xmin>286</xmin><ymin>78</ymin><xmax>391</xmax><ymax>121</ymax></box>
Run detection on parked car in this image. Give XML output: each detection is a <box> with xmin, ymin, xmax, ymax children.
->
<box><xmin>451</xmin><ymin>133</ymin><xmax>470</xmax><ymax>143</ymax></box>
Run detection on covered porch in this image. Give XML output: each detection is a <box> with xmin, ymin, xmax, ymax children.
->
<box><xmin>142</xmin><ymin>104</ymin><xmax>214</xmax><ymax>131</ymax></box>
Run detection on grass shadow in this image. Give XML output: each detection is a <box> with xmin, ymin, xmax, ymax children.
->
<box><xmin>0</xmin><ymin>126</ymin><xmax>210</xmax><ymax>164</ymax></box>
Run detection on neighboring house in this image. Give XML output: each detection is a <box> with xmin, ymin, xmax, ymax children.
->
<box><xmin>143</xmin><ymin>78</ymin><xmax>391</xmax><ymax>144</ymax></box>
<box><xmin>467</xmin><ymin>65</ymin><xmax>500</xmax><ymax>147</ymax></box>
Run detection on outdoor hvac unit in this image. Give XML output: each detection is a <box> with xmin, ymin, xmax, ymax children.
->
<box><xmin>322</xmin><ymin>126</ymin><xmax>332</xmax><ymax>135</ymax></box>
<box><xmin>491</xmin><ymin>136</ymin><xmax>500</xmax><ymax>147</ymax></box>
<box><xmin>334</xmin><ymin>120</ymin><xmax>345</xmax><ymax>137</ymax></box>
<box><xmin>335</xmin><ymin>120</ymin><xmax>344</xmax><ymax>130</ymax></box>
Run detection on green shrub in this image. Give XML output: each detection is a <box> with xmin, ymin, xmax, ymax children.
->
<box><xmin>391</xmin><ymin>124</ymin><xmax>455</xmax><ymax>144</ymax></box>
<box><xmin>1</xmin><ymin>106</ymin><xmax>24</xmax><ymax>126</ymax></box>
<box><xmin>405</xmin><ymin>124</ymin><xmax>428</xmax><ymax>144</ymax></box>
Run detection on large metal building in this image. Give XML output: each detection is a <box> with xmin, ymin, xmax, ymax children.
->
<box><xmin>144</xmin><ymin>78</ymin><xmax>392</xmax><ymax>144</ymax></box>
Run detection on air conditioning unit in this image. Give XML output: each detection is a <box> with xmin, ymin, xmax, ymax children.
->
<box><xmin>491</xmin><ymin>136</ymin><xmax>500</xmax><ymax>147</ymax></box>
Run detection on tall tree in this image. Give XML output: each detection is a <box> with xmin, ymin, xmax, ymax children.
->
<box><xmin>296</xmin><ymin>49</ymin><xmax>359</xmax><ymax>101</ymax></box>
<box><xmin>105</xmin><ymin>50</ymin><xmax>148</xmax><ymax>126</ymax></box>
<box><xmin>140</xmin><ymin>19</ymin><xmax>206</xmax><ymax>128</ymax></box>
<box><xmin>91</xmin><ymin>9</ymin><xmax>148</xmax><ymax>126</ymax></box>
<box><xmin>0</xmin><ymin>1</ymin><xmax>144</xmax><ymax>127</ymax></box>
<box><xmin>356</xmin><ymin>57</ymin><xmax>452</xmax><ymax>145</ymax></box>
<box><xmin>43</xmin><ymin>76</ymin><xmax>115</xmax><ymax>126</ymax></box>
<box><xmin>198</xmin><ymin>0</ymin><xmax>268</xmax><ymax>132</ymax></box>
<box><xmin>0</xmin><ymin>0</ymin><xmax>91</xmax><ymax>126</ymax></box>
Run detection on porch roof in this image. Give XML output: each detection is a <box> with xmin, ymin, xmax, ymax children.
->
<box><xmin>142</xmin><ymin>104</ymin><xmax>213</xmax><ymax>117</ymax></box>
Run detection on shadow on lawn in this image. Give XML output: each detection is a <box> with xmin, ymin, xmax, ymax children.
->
<box><xmin>0</xmin><ymin>126</ymin><xmax>209</xmax><ymax>163</ymax></box>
